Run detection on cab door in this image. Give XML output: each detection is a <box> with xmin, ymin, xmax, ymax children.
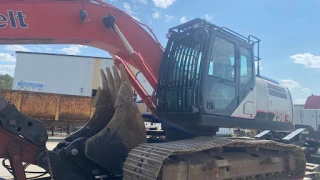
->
<box><xmin>237</xmin><ymin>44</ymin><xmax>255</xmax><ymax>115</ymax></box>
<box><xmin>202</xmin><ymin>34</ymin><xmax>240</xmax><ymax>116</ymax></box>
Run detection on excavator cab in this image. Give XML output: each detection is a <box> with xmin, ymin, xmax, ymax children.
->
<box><xmin>156</xmin><ymin>18</ymin><xmax>260</xmax><ymax>138</ymax></box>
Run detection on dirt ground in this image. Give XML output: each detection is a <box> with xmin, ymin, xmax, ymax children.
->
<box><xmin>0</xmin><ymin>135</ymin><xmax>65</xmax><ymax>180</ymax></box>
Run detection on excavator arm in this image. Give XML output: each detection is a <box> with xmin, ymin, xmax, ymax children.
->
<box><xmin>0</xmin><ymin>0</ymin><xmax>163</xmax><ymax>113</ymax></box>
<box><xmin>0</xmin><ymin>0</ymin><xmax>164</xmax><ymax>70</ymax></box>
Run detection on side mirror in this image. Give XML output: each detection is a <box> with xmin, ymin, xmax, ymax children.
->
<box><xmin>193</xmin><ymin>28</ymin><xmax>209</xmax><ymax>44</ymax></box>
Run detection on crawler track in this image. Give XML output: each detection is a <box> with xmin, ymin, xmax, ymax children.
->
<box><xmin>123</xmin><ymin>136</ymin><xmax>306</xmax><ymax>180</ymax></box>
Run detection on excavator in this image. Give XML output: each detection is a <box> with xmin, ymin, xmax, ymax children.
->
<box><xmin>0</xmin><ymin>0</ymin><xmax>308</xmax><ymax>179</ymax></box>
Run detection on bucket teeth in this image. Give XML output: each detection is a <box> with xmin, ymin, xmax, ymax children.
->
<box><xmin>106</xmin><ymin>67</ymin><xmax>116</xmax><ymax>103</ymax></box>
<box><xmin>85</xmin><ymin>64</ymin><xmax>146</xmax><ymax>175</ymax></box>
<box><xmin>113</xmin><ymin>66</ymin><xmax>121</xmax><ymax>95</ymax></box>
<box><xmin>100</xmin><ymin>69</ymin><xmax>108</xmax><ymax>90</ymax></box>
<box><xmin>114</xmin><ymin>64</ymin><xmax>133</xmax><ymax>108</ymax></box>
<box><xmin>62</xmin><ymin>68</ymin><xmax>118</xmax><ymax>143</ymax></box>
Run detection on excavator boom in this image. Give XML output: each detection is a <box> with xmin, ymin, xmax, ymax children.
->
<box><xmin>0</xmin><ymin>0</ymin><xmax>164</xmax><ymax>73</ymax></box>
<box><xmin>0</xmin><ymin>0</ymin><xmax>163</xmax><ymax>113</ymax></box>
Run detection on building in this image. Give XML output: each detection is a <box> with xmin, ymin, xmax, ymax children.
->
<box><xmin>12</xmin><ymin>51</ymin><xmax>152</xmax><ymax>98</ymax></box>
<box><xmin>12</xmin><ymin>51</ymin><xmax>112</xmax><ymax>96</ymax></box>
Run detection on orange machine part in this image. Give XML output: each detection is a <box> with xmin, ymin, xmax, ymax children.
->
<box><xmin>0</xmin><ymin>0</ymin><xmax>164</xmax><ymax>78</ymax></box>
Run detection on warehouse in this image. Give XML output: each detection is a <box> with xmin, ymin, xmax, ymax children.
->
<box><xmin>13</xmin><ymin>51</ymin><xmax>114</xmax><ymax>97</ymax></box>
<box><xmin>12</xmin><ymin>51</ymin><xmax>153</xmax><ymax>97</ymax></box>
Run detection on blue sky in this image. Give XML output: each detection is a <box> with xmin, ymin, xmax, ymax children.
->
<box><xmin>0</xmin><ymin>0</ymin><xmax>319</xmax><ymax>105</ymax></box>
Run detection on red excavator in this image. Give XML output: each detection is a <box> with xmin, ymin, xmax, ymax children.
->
<box><xmin>0</xmin><ymin>0</ymin><xmax>307</xmax><ymax>179</ymax></box>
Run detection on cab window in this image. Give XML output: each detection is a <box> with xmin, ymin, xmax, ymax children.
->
<box><xmin>208</xmin><ymin>36</ymin><xmax>235</xmax><ymax>82</ymax></box>
<box><xmin>240</xmin><ymin>47</ymin><xmax>253</xmax><ymax>90</ymax></box>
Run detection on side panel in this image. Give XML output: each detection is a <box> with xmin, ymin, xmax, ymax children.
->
<box><xmin>230</xmin><ymin>76</ymin><xmax>293</xmax><ymax>131</ymax></box>
<box><xmin>231</xmin><ymin>87</ymin><xmax>256</xmax><ymax>119</ymax></box>
<box><xmin>301</xmin><ymin>109</ymin><xmax>317</xmax><ymax>130</ymax></box>
<box><xmin>255</xmin><ymin>77</ymin><xmax>293</xmax><ymax>124</ymax></box>
<box><xmin>231</xmin><ymin>77</ymin><xmax>264</xmax><ymax>120</ymax></box>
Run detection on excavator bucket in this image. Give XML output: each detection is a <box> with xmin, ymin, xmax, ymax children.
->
<box><xmin>85</xmin><ymin>64</ymin><xmax>147</xmax><ymax>175</ymax></box>
<box><xmin>61</xmin><ymin>67</ymin><xmax>121</xmax><ymax>143</ymax></box>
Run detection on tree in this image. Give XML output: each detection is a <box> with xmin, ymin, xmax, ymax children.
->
<box><xmin>0</xmin><ymin>74</ymin><xmax>13</xmax><ymax>89</ymax></box>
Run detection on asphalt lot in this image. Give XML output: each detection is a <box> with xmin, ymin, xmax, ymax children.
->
<box><xmin>0</xmin><ymin>135</ymin><xmax>65</xmax><ymax>180</ymax></box>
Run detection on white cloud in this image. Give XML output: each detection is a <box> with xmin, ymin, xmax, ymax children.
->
<box><xmin>152</xmin><ymin>0</ymin><xmax>176</xmax><ymax>8</ymax></box>
<box><xmin>294</xmin><ymin>98</ymin><xmax>307</xmax><ymax>104</ymax></box>
<box><xmin>164</xmin><ymin>15</ymin><xmax>173</xmax><ymax>22</ymax></box>
<box><xmin>152</xmin><ymin>10</ymin><xmax>160</xmax><ymax>19</ymax></box>
<box><xmin>4</xmin><ymin>45</ymin><xmax>30</xmax><ymax>52</ymax></box>
<box><xmin>123</xmin><ymin>2</ymin><xmax>133</xmax><ymax>14</ymax></box>
<box><xmin>279</xmin><ymin>78</ymin><xmax>301</xmax><ymax>91</ymax></box>
<box><xmin>58</xmin><ymin>45</ymin><xmax>86</xmax><ymax>55</ymax></box>
<box><xmin>180</xmin><ymin>16</ymin><xmax>187</xmax><ymax>23</ymax></box>
<box><xmin>0</xmin><ymin>64</ymin><xmax>15</xmax><ymax>76</ymax></box>
<box><xmin>123</xmin><ymin>2</ymin><xmax>131</xmax><ymax>10</ymax></box>
<box><xmin>290</xmin><ymin>53</ymin><xmax>320</xmax><ymax>68</ymax></box>
<box><xmin>301</xmin><ymin>88</ymin><xmax>311</xmax><ymax>92</ymax></box>
<box><xmin>204</xmin><ymin>14</ymin><xmax>214</xmax><ymax>21</ymax></box>
<box><xmin>123</xmin><ymin>2</ymin><xmax>141</xmax><ymax>21</ymax></box>
<box><xmin>0</xmin><ymin>53</ymin><xmax>16</xmax><ymax>62</ymax></box>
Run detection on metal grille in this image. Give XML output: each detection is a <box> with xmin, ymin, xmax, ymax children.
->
<box><xmin>157</xmin><ymin>33</ymin><xmax>206</xmax><ymax>112</ymax></box>
<box><xmin>267</xmin><ymin>82</ymin><xmax>287</xmax><ymax>99</ymax></box>
<box><xmin>268</xmin><ymin>89</ymin><xmax>287</xmax><ymax>99</ymax></box>
<box><xmin>267</xmin><ymin>82</ymin><xmax>286</xmax><ymax>93</ymax></box>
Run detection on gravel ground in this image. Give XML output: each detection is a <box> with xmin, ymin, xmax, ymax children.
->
<box><xmin>0</xmin><ymin>135</ymin><xmax>65</xmax><ymax>180</ymax></box>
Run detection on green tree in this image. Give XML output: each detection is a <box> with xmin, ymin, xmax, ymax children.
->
<box><xmin>0</xmin><ymin>74</ymin><xmax>13</xmax><ymax>89</ymax></box>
